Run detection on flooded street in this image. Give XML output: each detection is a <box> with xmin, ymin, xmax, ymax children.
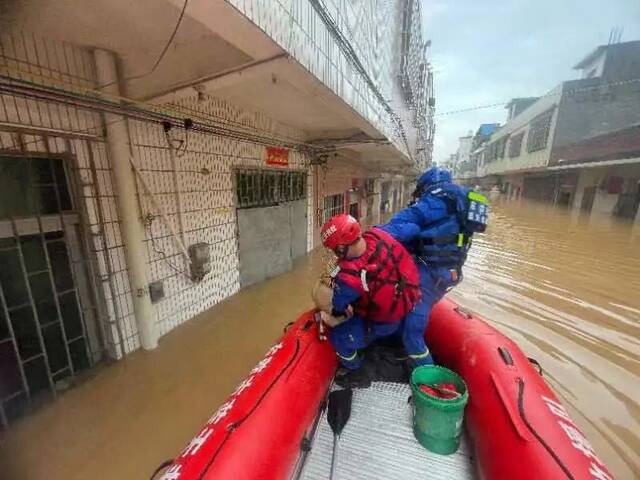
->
<box><xmin>2</xmin><ymin>1</ymin><xmax>639</xmax><ymax>478</ymax></box>
<box><xmin>451</xmin><ymin>199</ymin><xmax>640</xmax><ymax>479</ymax></box>
<box><xmin>1</xmin><ymin>200</ymin><xmax>639</xmax><ymax>480</ymax></box>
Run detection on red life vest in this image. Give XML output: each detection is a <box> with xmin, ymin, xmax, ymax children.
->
<box><xmin>336</xmin><ymin>228</ymin><xmax>421</xmax><ymax>323</ymax></box>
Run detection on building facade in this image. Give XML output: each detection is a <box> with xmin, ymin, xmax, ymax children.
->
<box><xmin>456</xmin><ymin>123</ymin><xmax>499</xmax><ymax>182</ymax></box>
<box><xmin>0</xmin><ymin>0</ymin><xmax>434</xmax><ymax>424</ymax></box>
<box><xmin>458</xmin><ymin>41</ymin><xmax>640</xmax><ymax>222</ymax></box>
<box><xmin>445</xmin><ymin>133</ymin><xmax>473</xmax><ymax>177</ymax></box>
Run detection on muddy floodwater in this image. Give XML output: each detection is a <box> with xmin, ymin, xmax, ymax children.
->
<box><xmin>451</xmin><ymin>199</ymin><xmax>640</xmax><ymax>479</ymax></box>
<box><xmin>0</xmin><ymin>199</ymin><xmax>638</xmax><ymax>480</ymax></box>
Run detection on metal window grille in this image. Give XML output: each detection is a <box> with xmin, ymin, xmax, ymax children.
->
<box><xmin>365</xmin><ymin>196</ymin><xmax>374</xmax><ymax>218</ymax></box>
<box><xmin>403</xmin><ymin>179</ymin><xmax>414</xmax><ymax>205</ymax></box>
<box><xmin>364</xmin><ymin>179</ymin><xmax>375</xmax><ymax>196</ymax></box>
<box><xmin>496</xmin><ymin>136</ymin><xmax>508</xmax><ymax>159</ymax></box>
<box><xmin>508</xmin><ymin>132</ymin><xmax>525</xmax><ymax>158</ymax></box>
<box><xmin>527</xmin><ymin>110</ymin><xmax>554</xmax><ymax>153</ymax></box>
<box><xmin>485</xmin><ymin>142</ymin><xmax>498</xmax><ymax>163</ymax></box>
<box><xmin>399</xmin><ymin>0</ymin><xmax>430</xmax><ymax>129</ymax></box>
<box><xmin>0</xmin><ymin>150</ymin><xmax>106</xmax><ymax>427</ymax></box>
<box><xmin>0</xmin><ymin>30</ymin><xmax>133</xmax><ymax>426</ymax></box>
<box><xmin>322</xmin><ymin>193</ymin><xmax>345</xmax><ymax>223</ymax></box>
<box><xmin>235</xmin><ymin>169</ymin><xmax>307</xmax><ymax>209</ymax></box>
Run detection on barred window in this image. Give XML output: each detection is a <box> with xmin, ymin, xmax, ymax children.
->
<box><xmin>0</xmin><ymin>156</ymin><xmax>73</xmax><ymax>217</ymax></box>
<box><xmin>509</xmin><ymin>132</ymin><xmax>525</xmax><ymax>158</ymax></box>
<box><xmin>485</xmin><ymin>142</ymin><xmax>498</xmax><ymax>163</ymax></box>
<box><xmin>527</xmin><ymin>110</ymin><xmax>554</xmax><ymax>153</ymax></box>
<box><xmin>323</xmin><ymin>194</ymin><xmax>345</xmax><ymax>223</ymax></box>
<box><xmin>496</xmin><ymin>136</ymin><xmax>508</xmax><ymax>159</ymax></box>
<box><xmin>236</xmin><ymin>169</ymin><xmax>306</xmax><ymax>209</ymax></box>
<box><xmin>364</xmin><ymin>179</ymin><xmax>375</xmax><ymax>195</ymax></box>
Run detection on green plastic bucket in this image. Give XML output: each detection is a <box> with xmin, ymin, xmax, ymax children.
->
<box><xmin>411</xmin><ymin>365</ymin><xmax>469</xmax><ymax>455</ymax></box>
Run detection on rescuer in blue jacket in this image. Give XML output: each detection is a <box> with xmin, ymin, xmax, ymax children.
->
<box><xmin>380</xmin><ymin>167</ymin><xmax>489</xmax><ymax>366</ymax></box>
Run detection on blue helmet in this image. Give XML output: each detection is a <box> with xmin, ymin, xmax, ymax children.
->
<box><xmin>416</xmin><ymin>167</ymin><xmax>452</xmax><ymax>189</ymax></box>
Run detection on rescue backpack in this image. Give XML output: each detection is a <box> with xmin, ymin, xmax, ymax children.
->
<box><xmin>462</xmin><ymin>190</ymin><xmax>489</xmax><ymax>233</ymax></box>
<box><xmin>335</xmin><ymin>228</ymin><xmax>421</xmax><ymax>323</ymax></box>
<box><xmin>416</xmin><ymin>184</ymin><xmax>489</xmax><ymax>268</ymax></box>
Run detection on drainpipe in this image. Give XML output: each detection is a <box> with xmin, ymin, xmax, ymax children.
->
<box><xmin>93</xmin><ymin>48</ymin><xmax>158</xmax><ymax>351</ymax></box>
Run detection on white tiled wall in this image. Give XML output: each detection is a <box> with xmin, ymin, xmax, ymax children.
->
<box><xmin>0</xmin><ymin>31</ymin><xmax>138</xmax><ymax>355</ymax></box>
<box><xmin>228</xmin><ymin>0</ymin><xmax>412</xmax><ymax>156</ymax></box>
<box><xmin>130</xmin><ymin>93</ymin><xmax>314</xmax><ymax>342</ymax></box>
<box><xmin>483</xmin><ymin>86</ymin><xmax>561</xmax><ymax>176</ymax></box>
<box><xmin>1</xmin><ymin>32</ymin><xmax>313</xmax><ymax>356</ymax></box>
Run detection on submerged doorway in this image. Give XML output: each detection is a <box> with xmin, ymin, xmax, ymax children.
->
<box><xmin>0</xmin><ymin>154</ymin><xmax>103</xmax><ymax>425</ymax></box>
<box><xmin>235</xmin><ymin>169</ymin><xmax>308</xmax><ymax>287</ymax></box>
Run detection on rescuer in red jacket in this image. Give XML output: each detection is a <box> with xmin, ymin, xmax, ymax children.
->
<box><xmin>320</xmin><ymin>214</ymin><xmax>421</xmax><ymax>387</ymax></box>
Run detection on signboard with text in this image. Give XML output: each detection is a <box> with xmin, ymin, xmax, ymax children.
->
<box><xmin>265</xmin><ymin>147</ymin><xmax>289</xmax><ymax>167</ymax></box>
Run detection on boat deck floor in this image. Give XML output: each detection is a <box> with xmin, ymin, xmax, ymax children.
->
<box><xmin>298</xmin><ymin>382</ymin><xmax>476</xmax><ymax>480</ymax></box>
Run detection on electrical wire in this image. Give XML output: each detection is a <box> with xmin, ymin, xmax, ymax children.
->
<box><xmin>145</xmin><ymin>0</ymin><xmax>189</xmax><ymax>79</ymax></box>
<box><xmin>148</xmin><ymin>229</ymin><xmax>192</xmax><ymax>281</ymax></box>
<box><xmin>6</xmin><ymin>26</ymin><xmax>636</xmax><ymax>160</ymax></box>
<box><xmin>98</xmin><ymin>0</ymin><xmax>189</xmax><ymax>89</ymax></box>
<box><xmin>2</xmin><ymin>37</ymin><xmax>415</xmax><ymax>158</ymax></box>
<box><xmin>435</xmin><ymin>77</ymin><xmax>640</xmax><ymax>116</ymax></box>
<box><xmin>0</xmin><ymin>75</ymin><xmax>316</xmax><ymax>150</ymax></box>
<box><xmin>307</xmin><ymin>0</ymin><xmax>414</xmax><ymax>160</ymax></box>
<box><xmin>175</xmin><ymin>128</ymin><xmax>190</xmax><ymax>157</ymax></box>
<box><xmin>159</xmin><ymin>98</ymin><xmax>295</xmax><ymax>141</ymax></box>
<box><xmin>2</xmin><ymin>56</ymin><xmax>306</xmax><ymax>145</ymax></box>
<box><xmin>0</xmin><ymin>64</ymin><xmax>314</xmax><ymax>149</ymax></box>
<box><xmin>163</xmin><ymin>124</ymin><xmax>189</xmax><ymax>157</ymax></box>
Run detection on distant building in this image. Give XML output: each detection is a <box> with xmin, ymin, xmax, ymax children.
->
<box><xmin>456</xmin><ymin>134</ymin><xmax>474</xmax><ymax>164</ymax></box>
<box><xmin>466</xmin><ymin>40</ymin><xmax>640</xmax><ymax>222</ymax></box>
<box><xmin>473</xmin><ymin>123</ymin><xmax>501</xmax><ymax>149</ymax></box>
<box><xmin>456</xmin><ymin>124</ymin><xmax>499</xmax><ymax>180</ymax></box>
<box><xmin>441</xmin><ymin>153</ymin><xmax>459</xmax><ymax>174</ymax></box>
<box><xmin>505</xmin><ymin>98</ymin><xmax>539</xmax><ymax>121</ymax></box>
<box><xmin>440</xmin><ymin>134</ymin><xmax>472</xmax><ymax>178</ymax></box>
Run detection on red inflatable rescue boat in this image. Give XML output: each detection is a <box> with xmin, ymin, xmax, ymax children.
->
<box><xmin>155</xmin><ymin>298</ymin><xmax>613</xmax><ymax>480</ymax></box>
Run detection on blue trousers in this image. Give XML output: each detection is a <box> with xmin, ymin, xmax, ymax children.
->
<box><xmin>329</xmin><ymin>315</ymin><xmax>401</xmax><ymax>369</ymax></box>
<box><xmin>402</xmin><ymin>262</ymin><xmax>457</xmax><ymax>366</ymax></box>
<box><xmin>329</xmin><ymin>262</ymin><xmax>458</xmax><ymax>369</ymax></box>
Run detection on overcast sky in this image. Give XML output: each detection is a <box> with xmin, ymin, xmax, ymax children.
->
<box><xmin>421</xmin><ymin>0</ymin><xmax>640</xmax><ymax>164</ymax></box>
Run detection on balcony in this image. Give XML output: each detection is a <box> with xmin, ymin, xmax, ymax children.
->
<box><xmin>2</xmin><ymin>0</ymin><xmax>429</xmax><ymax>172</ymax></box>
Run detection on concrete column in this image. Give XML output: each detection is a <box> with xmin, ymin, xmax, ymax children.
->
<box><xmin>93</xmin><ymin>49</ymin><xmax>158</xmax><ymax>350</ymax></box>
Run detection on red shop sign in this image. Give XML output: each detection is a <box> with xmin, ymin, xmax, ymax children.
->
<box><xmin>265</xmin><ymin>147</ymin><xmax>289</xmax><ymax>167</ymax></box>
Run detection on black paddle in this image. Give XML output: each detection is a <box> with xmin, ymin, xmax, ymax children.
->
<box><xmin>327</xmin><ymin>388</ymin><xmax>353</xmax><ymax>480</ymax></box>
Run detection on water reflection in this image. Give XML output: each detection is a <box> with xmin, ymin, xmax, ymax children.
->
<box><xmin>1</xmin><ymin>199</ymin><xmax>637</xmax><ymax>480</ymax></box>
<box><xmin>452</xmin><ymin>198</ymin><xmax>640</xmax><ymax>478</ymax></box>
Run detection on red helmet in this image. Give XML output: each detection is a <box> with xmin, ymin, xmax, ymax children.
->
<box><xmin>321</xmin><ymin>214</ymin><xmax>362</xmax><ymax>250</ymax></box>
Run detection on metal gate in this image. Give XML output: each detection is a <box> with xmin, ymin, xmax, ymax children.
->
<box><xmin>235</xmin><ymin>168</ymin><xmax>307</xmax><ymax>287</ymax></box>
<box><xmin>0</xmin><ymin>131</ymin><xmax>109</xmax><ymax>426</ymax></box>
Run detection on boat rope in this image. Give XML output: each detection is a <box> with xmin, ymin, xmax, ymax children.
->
<box><xmin>527</xmin><ymin>357</ymin><xmax>543</xmax><ymax>376</ymax></box>
<box><xmin>197</xmin><ymin>337</ymin><xmax>303</xmax><ymax>480</ymax></box>
<box><xmin>517</xmin><ymin>377</ymin><xmax>575</xmax><ymax>480</ymax></box>
<box><xmin>150</xmin><ymin>459</ymin><xmax>175</xmax><ymax>480</ymax></box>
